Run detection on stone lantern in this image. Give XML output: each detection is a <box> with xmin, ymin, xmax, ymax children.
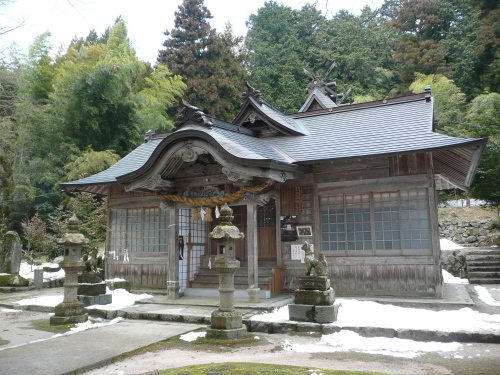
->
<box><xmin>206</xmin><ymin>203</ymin><xmax>247</xmax><ymax>340</ymax></box>
<box><xmin>50</xmin><ymin>214</ymin><xmax>89</xmax><ymax>325</ymax></box>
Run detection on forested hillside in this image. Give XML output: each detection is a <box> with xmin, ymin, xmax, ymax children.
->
<box><xmin>0</xmin><ymin>0</ymin><xmax>498</xmax><ymax>257</ymax></box>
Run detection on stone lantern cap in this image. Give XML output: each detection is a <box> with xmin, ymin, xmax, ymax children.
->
<box><xmin>57</xmin><ymin>214</ymin><xmax>89</xmax><ymax>246</ymax></box>
<box><xmin>209</xmin><ymin>203</ymin><xmax>245</xmax><ymax>242</ymax></box>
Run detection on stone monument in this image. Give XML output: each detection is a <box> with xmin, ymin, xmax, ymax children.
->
<box><xmin>206</xmin><ymin>203</ymin><xmax>247</xmax><ymax>340</ymax></box>
<box><xmin>288</xmin><ymin>242</ymin><xmax>340</xmax><ymax>324</ymax></box>
<box><xmin>0</xmin><ymin>231</ymin><xmax>28</xmax><ymax>287</ymax></box>
<box><xmin>50</xmin><ymin>214</ymin><xmax>89</xmax><ymax>325</ymax></box>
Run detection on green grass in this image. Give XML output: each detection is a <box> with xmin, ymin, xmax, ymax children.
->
<box><xmin>142</xmin><ymin>362</ymin><xmax>401</xmax><ymax>375</ymax></box>
<box><xmin>24</xmin><ymin>319</ymin><xmax>75</xmax><ymax>334</ymax></box>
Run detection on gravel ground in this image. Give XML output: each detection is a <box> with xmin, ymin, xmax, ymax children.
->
<box><xmin>83</xmin><ymin>331</ymin><xmax>500</xmax><ymax>375</ymax></box>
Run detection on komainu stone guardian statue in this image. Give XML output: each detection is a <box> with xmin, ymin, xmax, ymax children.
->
<box><xmin>303</xmin><ymin>242</ymin><xmax>327</xmax><ymax>276</ymax></box>
<box><xmin>288</xmin><ymin>241</ymin><xmax>341</xmax><ymax>324</ymax></box>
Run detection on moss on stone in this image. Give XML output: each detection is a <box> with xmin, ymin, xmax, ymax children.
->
<box><xmin>0</xmin><ymin>274</ymin><xmax>29</xmax><ymax>287</ymax></box>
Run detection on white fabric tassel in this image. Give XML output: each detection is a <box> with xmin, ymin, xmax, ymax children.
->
<box><xmin>208</xmin><ymin>257</ymin><xmax>212</xmax><ymax>269</ymax></box>
<box><xmin>200</xmin><ymin>207</ymin><xmax>206</xmax><ymax>221</ymax></box>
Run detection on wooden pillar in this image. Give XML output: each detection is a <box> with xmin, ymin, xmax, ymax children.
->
<box><xmin>427</xmin><ymin>153</ymin><xmax>443</xmax><ymax>297</ymax></box>
<box><xmin>246</xmin><ymin>199</ymin><xmax>260</xmax><ymax>302</ymax></box>
<box><xmin>167</xmin><ymin>202</ymin><xmax>180</xmax><ymax>299</ymax></box>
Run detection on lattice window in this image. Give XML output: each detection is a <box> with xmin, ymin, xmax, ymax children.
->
<box><xmin>110</xmin><ymin>207</ymin><xmax>169</xmax><ymax>253</ymax></box>
<box><xmin>281</xmin><ymin>187</ymin><xmax>302</xmax><ymax>215</ymax></box>
<box><xmin>321</xmin><ymin>189</ymin><xmax>430</xmax><ymax>256</ymax></box>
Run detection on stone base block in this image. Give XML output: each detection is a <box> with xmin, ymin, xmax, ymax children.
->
<box><xmin>247</xmin><ymin>287</ymin><xmax>260</xmax><ymax>303</ymax></box>
<box><xmin>78</xmin><ymin>293</ymin><xmax>112</xmax><ymax>307</ymax></box>
<box><xmin>78</xmin><ymin>272</ymin><xmax>102</xmax><ymax>284</ymax></box>
<box><xmin>294</xmin><ymin>287</ymin><xmax>335</xmax><ymax>305</ymax></box>
<box><xmin>54</xmin><ymin>301</ymin><xmax>86</xmax><ymax>317</ymax></box>
<box><xmin>105</xmin><ymin>279</ymin><xmax>132</xmax><ymax>292</ymax></box>
<box><xmin>206</xmin><ymin>326</ymin><xmax>247</xmax><ymax>340</ymax></box>
<box><xmin>50</xmin><ymin>313</ymin><xmax>88</xmax><ymax>326</ymax></box>
<box><xmin>77</xmin><ymin>282</ymin><xmax>106</xmax><ymax>296</ymax></box>
<box><xmin>210</xmin><ymin>310</ymin><xmax>243</xmax><ymax>330</ymax></box>
<box><xmin>298</xmin><ymin>276</ymin><xmax>330</xmax><ymax>291</ymax></box>
<box><xmin>288</xmin><ymin>301</ymin><xmax>341</xmax><ymax>324</ymax></box>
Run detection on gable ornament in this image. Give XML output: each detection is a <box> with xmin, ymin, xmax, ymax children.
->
<box><xmin>174</xmin><ymin>99</ymin><xmax>213</xmax><ymax>131</ymax></box>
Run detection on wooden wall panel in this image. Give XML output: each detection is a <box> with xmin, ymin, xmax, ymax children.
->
<box><xmin>281</xmin><ymin>262</ymin><xmax>442</xmax><ymax>297</ymax></box>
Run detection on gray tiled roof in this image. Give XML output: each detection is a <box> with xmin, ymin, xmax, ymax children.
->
<box><xmin>248</xmin><ymin>96</ymin><xmax>308</xmax><ymax>135</ymax></box>
<box><xmin>60</xmin><ymin>138</ymin><xmax>163</xmax><ymax>186</ymax></box>
<box><xmin>299</xmin><ymin>88</ymin><xmax>338</xmax><ymax>112</ymax></box>
<box><xmin>62</xmin><ymin>95</ymin><xmax>485</xmax><ymax>188</ymax></box>
<box><xmin>176</xmin><ymin>124</ymin><xmax>295</xmax><ymax>163</ymax></box>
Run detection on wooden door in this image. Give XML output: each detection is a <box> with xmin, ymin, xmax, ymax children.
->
<box><xmin>257</xmin><ymin>203</ymin><xmax>277</xmax><ymax>261</ymax></box>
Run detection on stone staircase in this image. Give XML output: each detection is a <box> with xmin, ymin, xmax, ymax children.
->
<box><xmin>466</xmin><ymin>249</ymin><xmax>500</xmax><ymax>284</ymax></box>
<box><xmin>190</xmin><ymin>258</ymin><xmax>280</xmax><ymax>295</ymax></box>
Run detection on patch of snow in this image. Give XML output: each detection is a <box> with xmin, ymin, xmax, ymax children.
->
<box><xmin>283</xmin><ymin>330</ymin><xmax>461</xmax><ymax>359</ymax></box>
<box><xmin>19</xmin><ymin>262</ymin><xmax>65</xmax><ymax>281</ymax></box>
<box><xmin>105</xmin><ymin>278</ymin><xmax>127</xmax><ymax>282</ymax></box>
<box><xmin>2</xmin><ymin>308</ymin><xmax>22</xmax><ymax>312</ymax></box>
<box><xmin>440</xmin><ymin>239</ymin><xmax>464</xmax><ymax>251</ymax></box>
<box><xmin>474</xmin><ymin>286</ymin><xmax>500</xmax><ymax>307</ymax></box>
<box><xmin>180</xmin><ymin>331</ymin><xmax>206</xmax><ymax>342</ymax></box>
<box><xmin>0</xmin><ymin>317</ymin><xmax>122</xmax><ymax>352</ymax></box>
<box><xmin>52</xmin><ymin>317</ymin><xmax>123</xmax><ymax>338</ymax></box>
<box><xmin>16</xmin><ymin>295</ymin><xmax>63</xmax><ymax>307</ymax></box>
<box><xmin>252</xmin><ymin>301</ymin><xmax>500</xmax><ymax>333</ymax></box>
<box><xmin>86</xmin><ymin>289</ymin><xmax>152</xmax><ymax>310</ymax></box>
<box><xmin>251</xmin><ymin>305</ymin><xmax>289</xmax><ymax>322</ymax></box>
<box><xmin>442</xmin><ymin>269</ymin><xmax>469</xmax><ymax>284</ymax></box>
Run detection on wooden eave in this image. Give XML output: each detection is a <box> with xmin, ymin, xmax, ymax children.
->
<box><xmin>115</xmin><ymin>128</ymin><xmax>301</xmax><ymax>185</ymax></box>
<box><xmin>233</xmin><ymin>97</ymin><xmax>305</xmax><ymax>136</ymax></box>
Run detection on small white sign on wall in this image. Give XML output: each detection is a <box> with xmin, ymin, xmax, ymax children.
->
<box><xmin>291</xmin><ymin>244</ymin><xmax>313</xmax><ymax>263</ymax></box>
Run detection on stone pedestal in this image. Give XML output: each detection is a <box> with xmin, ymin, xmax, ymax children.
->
<box><xmin>247</xmin><ymin>287</ymin><xmax>260</xmax><ymax>303</ymax></box>
<box><xmin>288</xmin><ymin>275</ymin><xmax>340</xmax><ymax>324</ymax></box>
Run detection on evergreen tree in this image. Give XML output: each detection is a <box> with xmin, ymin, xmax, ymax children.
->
<box><xmin>157</xmin><ymin>0</ymin><xmax>246</xmax><ymax>121</ymax></box>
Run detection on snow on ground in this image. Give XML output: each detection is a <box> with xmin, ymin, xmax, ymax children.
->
<box><xmin>180</xmin><ymin>331</ymin><xmax>206</xmax><ymax>342</ymax></box>
<box><xmin>282</xmin><ymin>330</ymin><xmax>462</xmax><ymax>359</ymax></box>
<box><xmin>19</xmin><ymin>262</ymin><xmax>65</xmax><ymax>281</ymax></box>
<box><xmin>15</xmin><ymin>288</ymin><xmax>152</xmax><ymax>310</ymax></box>
<box><xmin>442</xmin><ymin>269</ymin><xmax>469</xmax><ymax>284</ymax></box>
<box><xmin>252</xmin><ymin>302</ymin><xmax>500</xmax><ymax>334</ymax></box>
<box><xmin>86</xmin><ymin>288</ymin><xmax>152</xmax><ymax>310</ymax></box>
<box><xmin>474</xmin><ymin>286</ymin><xmax>500</xmax><ymax>307</ymax></box>
<box><xmin>440</xmin><ymin>238</ymin><xmax>464</xmax><ymax>251</ymax></box>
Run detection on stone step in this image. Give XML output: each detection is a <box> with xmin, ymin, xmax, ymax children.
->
<box><xmin>190</xmin><ymin>280</ymin><xmax>273</xmax><ymax>290</ymax></box>
<box><xmin>468</xmin><ymin>271</ymin><xmax>500</xmax><ymax>279</ymax></box>
<box><xmin>195</xmin><ymin>266</ymin><xmax>275</xmax><ymax>277</ymax></box>
<box><xmin>468</xmin><ymin>278</ymin><xmax>500</xmax><ymax>284</ymax></box>
<box><xmin>468</xmin><ymin>265</ymin><xmax>500</xmax><ymax>272</ymax></box>
<box><xmin>465</xmin><ymin>254</ymin><xmax>500</xmax><ymax>262</ymax></box>
<box><xmin>464</xmin><ymin>249</ymin><xmax>500</xmax><ymax>256</ymax></box>
<box><xmin>466</xmin><ymin>260</ymin><xmax>500</xmax><ymax>266</ymax></box>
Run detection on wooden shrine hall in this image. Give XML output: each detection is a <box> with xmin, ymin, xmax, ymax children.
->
<box><xmin>61</xmin><ymin>77</ymin><xmax>487</xmax><ymax>299</ymax></box>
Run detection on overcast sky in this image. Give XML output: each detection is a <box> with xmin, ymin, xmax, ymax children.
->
<box><xmin>1</xmin><ymin>0</ymin><xmax>385</xmax><ymax>64</ymax></box>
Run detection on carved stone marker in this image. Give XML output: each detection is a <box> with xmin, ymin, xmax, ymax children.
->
<box><xmin>0</xmin><ymin>231</ymin><xmax>22</xmax><ymax>274</ymax></box>
<box><xmin>50</xmin><ymin>214</ymin><xmax>89</xmax><ymax>325</ymax></box>
<box><xmin>206</xmin><ymin>203</ymin><xmax>247</xmax><ymax>340</ymax></box>
<box><xmin>288</xmin><ymin>242</ymin><xmax>340</xmax><ymax>324</ymax></box>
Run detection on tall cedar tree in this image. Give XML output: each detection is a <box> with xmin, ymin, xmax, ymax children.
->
<box><xmin>157</xmin><ymin>0</ymin><xmax>246</xmax><ymax>122</ymax></box>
